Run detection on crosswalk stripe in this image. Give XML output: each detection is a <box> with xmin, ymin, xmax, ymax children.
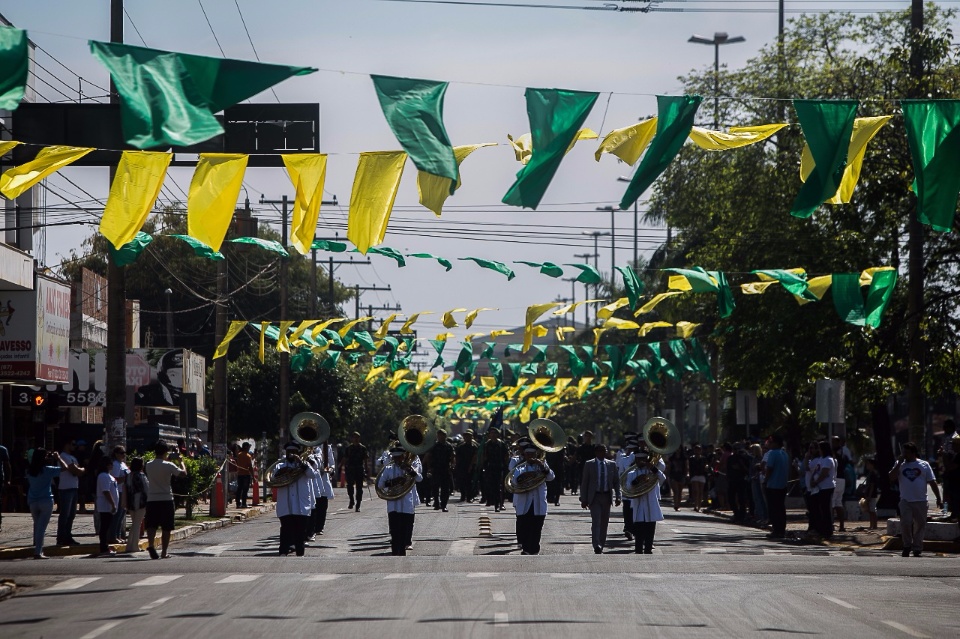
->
<box><xmin>131</xmin><ymin>575</ymin><xmax>182</xmax><ymax>587</ymax></box>
<box><xmin>467</xmin><ymin>572</ymin><xmax>500</xmax><ymax>578</ymax></box>
<box><xmin>384</xmin><ymin>574</ymin><xmax>416</xmax><ymax>579</ymax></box>
<box><xmin>763</xmin><ymin>549</ymin><xmax>791</xmax><ymax>555</ymax></box>
<box><xmin>701</xmin><ymin>548</ymin><xmax>727</xmax><ymax>554</ymax></box>
<box><xmin>80</xmin><ymin>621</ymin><xmax>122</xmax><ymax>639</ymax></box>
<box><xmin>140</xmin><ymin>596</ymin><xmax>175</xmax><ymax>610</ymax></box>
<box><xmin>46</xmin><ymin>577</ymin><xmax>101</xmax><ymax>591</ymax></box>
<box><xmin>881</xmin><ymin>620</ymin><xmax>929</xmax><ymax>638</ymax></box>
<box><xmin>215</xmin><ymin>574</ymin><xmax>261</xmax><ymax>584</ymax></box>
<box><xmin>303</xmin><ymin>574</ymin><xmax>340</xmax><ymax>581</ymax></box>
<box><xmin>820</xmin><ymin>595</ymin><xmax>858</xmax><ymax>609</ymax></box>
<box><xmin>493</xmin><ymin>591</ymin><xmax>506</xmax><ymax>602</ymax></box>
<box><xmin>494</xmin><ymin>612</ymin><xmax>509</xmax><ymax>626</ymax></box>
<box><xmin>448</xmin><ymin>539</ymin><xmax>477</xmax><ymax>556</ymax></box>
<box><xmin>549</xmin><ymin>573</ymin><xmax>581</xmax><ymax>579</ymax></box>
<box><xmin>199</xmin><ymin>544</ymin><xmax>234</xmax><ymax>555</ymax></box>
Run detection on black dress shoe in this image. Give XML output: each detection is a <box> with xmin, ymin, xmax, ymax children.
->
<box><xmin>913</xmin><ymin>551</ymin><xmax>922</xmax><ymax>557</ymax></box>
<box><xmin>902</xmin><ymin>549</ymin><xmax>911</xmax><ymax>557</ymax></box>
<box><xmin>594</xmin><ymin>547</ymin><xmax>602</xmax><ymax>554</ymax></box>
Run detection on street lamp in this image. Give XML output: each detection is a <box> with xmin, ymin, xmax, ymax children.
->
<box><xmin>595</xmin><ymin>206</ymin><xmax>617</xmax><ymax>276</ymax></box>
<box><xmin>581</xmin><ymin>231</ymin><xmax>610</xmax><ymax>325</ymax></box>
<box><xmin>164</xmin><ymin>288</ymin><xmax>174</xmax><ymax>348</ymax></box>
<box><xmin>615</xmin><ymin>178</ymin><xmax>639</xmax><ymax>267</ymax></box>
<box><xmin>688</xmin><ymin>31</ymin><xmax>745</xmax><ymax>128</ymax></box>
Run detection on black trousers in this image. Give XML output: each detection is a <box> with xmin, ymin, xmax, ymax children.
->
<box><xmin>812</xmin><ymin>489</ymin><xmax>834</xmax><ymax>538</ymax></box>
<box><xmin>622</xmin><ymin>501</ymin><xmax>633</xmax><ymax>533</ymax></box>
<box><xmin>632</xmin><ymin>521</ymin><xmax>656</xmax><ymax>553</ymax></box>
<box><xmin>432</xmin><ymin>472</ymin><xmax>452</xmax><ymax>509</ymax></box>
<box><xmin>457</xmin><ymin>472</ymin><xmax>475</xmax><ymax>501</ymax></box>
<box><xmin>346</xmin><ymin>469</ymin><xmax>364</xmax><ymax>507</ymax></box>
<box><xmin>279</xmin><ymin>514</ymin><xmax>309</xmax><ymax>556</ymax></box>
<box><xmin>236</xmin><ymin>475</ymin><xmax>252</xmax><ymax>507</ymax></box>
<box><xmin>484</xmin><ymin>468</ymin><xmax>504</xmax><ymax>509</ymax></box>
<box><xmin>728</xmin><ymin>479</ymin><xmax>750</xmax><ymax>522</ymax></box>
<box><xmin>765</xmin><ymin>487</ymin><xmax>787</xmax><ymax>536</ymax></box>
<box><xmin>517</xmin><ymin>505</ymin><xmax>546</xmax><ymax>554</ymax></box>
<box><xmin>306</xmin><ymin>496</ymin><xmax>328</xmax><ymax>537</ymax></box>
<box><xmin>546</xmin><ymin>477</ymin><xmax>563</xmax><ymax>505</ymax></box>
<box><xmin>98</xmin><ymin>511</ymin><xmax>114</xmax><ymax>553</ymax></box>
<box><xmin>387</xmin><ymin>511</ymin><xmax>415</xmax><ymax>556</ymax></box>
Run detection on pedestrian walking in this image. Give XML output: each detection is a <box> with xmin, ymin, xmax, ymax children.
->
<box><xmin>231</xmin><ymin>442</ymin><xmax>255</xmax><ymax>508</ymax></box>
<box><xmin>95</xmin><ymin>456</ymin><xmax>118</xmax><ymax>557</ymax></box>
<box><xmin>481</xmin><ymin>428</ymin><xmax>508</xmax><ymax>511</ymax></box>
<box><xmin>455</xmin><ymin>430</ymin><xmax>478</xmax><ymax>502</ymax></box>
<box><xmin>890</xmin><ymin>442</ymin><xmax>942</xmax><ymax>557</ymax></box>
<box><xmin>144</xmin><ymin>442</ymin><xmax>187</xmax><ymax>559</ymax></box>
<box><xmin>626</xmin><ymin>451</ymin><xmax>666</xmax><ymax>554</ymax></box>
<box><xmin>429</xmin><ymin>429</ymin><xmax>454</xmax><ymax>512</ymax></box>
<box><xmin>26</xmin><ymin>448</ymin><xmax>67</xmax><ymax>559</ymax></box>
<box><xmin>377</xmin><ymin>446</ymin><xmax>422</xmax><ymax>556</ymax></box>
<box><xmin>306</xmin><ymin>441</ymin><xmax>335</xmax><ymax>540</ymax></box>
<box><xmin>580</xmin><ymin>444</ymin><xmax>621</xmax><ymax>554</ymax></box>
<box><xmin>341</xmin><ymin>432</ymin><xmax>368</xmax><ymax>512</ymax></box>
<box><xmin>55</xmin><ymin>439</ymin><xmax>85</xmax><ymax>546</ymax></box>
<box><xmin>124</xmin><ymin>457</ymin><xmax>149</xmax><ymax>553</ymax></box>
<box><xmin>511</xmin><ymin>444</ymin><xmax>554</xmax><ymax>555</ymax></box>
<box><xmin>275</xmin><ymin>442</ymin><xmax>318</xmax><ymax>557</ymax></box>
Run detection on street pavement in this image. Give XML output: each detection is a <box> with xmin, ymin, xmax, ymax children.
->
<box><xmin>1</xmin><ymin>493</ymin><xmax>958</xmax><ymax>638</ymax></box>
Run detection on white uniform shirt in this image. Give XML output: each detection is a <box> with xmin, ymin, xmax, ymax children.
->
<box><xmin>510</xmin><ymin>460</ymin><xmax>555</xmax><ymax>517</ymax></box>
<box><xmin>377</xmin><ymin>455</ymin><xmax>422</xmax><ymax>514</ymax></box>
<box><xmin>310</xmin><ymin>444</ymin><xmax>336</xmax><ymax>499</ymax></box>
<box><xmin>275</xmin><ymin>460</ymin><xmax>318</xmax><ymax>518</ymax></box>
<box><xmin>616</xmin><ymin>451</ymin><xmax>634</xmax><ymax>476</ymax></box>
<box><xmin>628</xmin><ymin>461</ymin><xmax>666</xmax><ymax>523</ymax></box>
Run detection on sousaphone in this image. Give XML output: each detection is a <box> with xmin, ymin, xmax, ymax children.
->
<box><xmin>264</xmin><ymin>412</ymin><xmax>330</xmax><ymax>488</ymax></box>
<box><xmin>505</xmin><ymin>418</ymin><xmax>565</xmax><ymax>494</ymax></box>
<box><xmin>620</xmin><ymin>416</ymin><xmax>680</xmax><ymax>499</ymax></box>
<box><xmin>375</xmin><ymin>415</ymin><xmax>437</xmax><ymax>500</ymax></box>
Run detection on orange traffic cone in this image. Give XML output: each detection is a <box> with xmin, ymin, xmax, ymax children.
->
<box><xmin>252</xmin><ymin>477</ymin><xmax>260</xmax><ymax>506</ymax></box>
<box><xmin>209</xmin><ymin>472</ymin><xmax>226</xmax><ymax>517</ymax></box>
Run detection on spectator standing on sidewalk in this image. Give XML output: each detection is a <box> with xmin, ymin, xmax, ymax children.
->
<box><xmin>95</xmin><ymin>456</ymin><xmax>118</xmax><ymax>557</ymax></box>
<box><xmin>0</xmin><ymin>441</ymin><xmax>11</xmax><ymax>532</ymax></box>
<box><xmin>764</xmin><ymin>434</ymin><xmax>789</xmax><ymax>539</ymax></box>
<box><xmin>809</xmin><ymin>441</ymin><xmax>837</xmax><ymax>540</ymax></box>
<box><xmin>144</xmin><ymin>442</ymin><xmax>187</xmax><ymax>559</ymax></box>
<box><xmin>890</xmin><ymin>442</ymin><xmax>942</xmax><ymax>557</ymax></box>
<box><xmin>124</xmin><ymin>457</ymin><xmax>149</xmax><ymax>553</ymax></box>
<box><xmin>109</xmin><ymin>446</ymin><xmax>130</xmax><ymax>544</ymax></box>
<box><xmin>56</xmin><ymin>440</ymin><xmax>85</xmax><ymax>546</ymax></box>
<box><xmin>26</xmin><ymin>448</ymin><xmax>67</xmax><ymax>559</ymax></box>
<box><xmin>231</xmin><ymin>442</ymin><xmax>255</xmax><ymax>508</ymax></box>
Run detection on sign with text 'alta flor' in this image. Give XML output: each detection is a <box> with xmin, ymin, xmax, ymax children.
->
<box><xmin>0</xmin><ymin>275</ymin><xmax>71</xmax><ymax>383</ymax></box>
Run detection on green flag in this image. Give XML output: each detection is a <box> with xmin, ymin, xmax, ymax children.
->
<box><xmin>372</xmin><ymin>75</ymin><xmax>458</xmax><ymax>194</ymax></box>
<box><xmin>902</xmin><ymin>100</ymin><xmax>960</xmax><ymax>232</ymax></box>
<box><xmin>455</xmin><ymin>341</ymin><xmax>474</xmax><ymax>377</ymax></box>
<box><xmin>620</xmin><ymin>95</ymin><xmax>702</xmax><ymax>210</ymax></box>
<box><xmin>488</xmin><ymin>361</ymin><xmax>503</xmax><ymax>387</ymax></box>
<box><xmin>0</xmin><ymin>26</ymin><xmax>28</xmax><ymax>110</ymax></box>
<box><xmin>514</xmin><ymin>260</ymin><xmax>564</xmax><ymax>278</ymax></box>
<box><xmin>615</xmin><ymin>265</ymin><xmax>645</xmax><ymax>310</ymax></box>
<box><xmin>508</xmin><ymin>362</ymin><xmax>522</xmax><ymax>384</ymax></box>
<box><xmin>312</xmin><ymin>239</ymin><xmax>348</xmax><ymax>252</ymax></box>
<box><xmin>688</xmin><ymin>338</ymin><xmax>715</xmax><ymax>382</ymax></box>
<box><xmin>110</xmin><ymin>231</ymin><xmax>153</xmax><ymax>267</ymax></box>
<box><xmin>290</xmin><ymin>346</ymin><xmax>314</xmax><ymax>373</ymax></box>
<box><xmin>429</xmin><ymin>338</ymin><xmax>447</xmax><ymax>369</ymax></box>
<box><xmin>790</xmin><ymin>100</ymin><xmax>857</xmax><ymax>219</ymax></box>
<box><xmin>530</xmin><ymin>344</ymin><xmax>549</xmax><ymax>363</ymax></box>
<box><xmin>229</xmin><ymin>236</ymin><xmax>288</xmax><ymax>257</ymax></box>
<box><xmin>545</xmin><ymin>362</ymin><xmax>558</xmax><ymax>378</ymax></box>
<box><xmin>559</xmin><ymin>345</ymin><xmax>585</xmax><ymax>378</ymax></box>
<box><xmin>458</xmin><ymin>257</ymin><xmax>515</xmax><ymax>280</ymax></box>
<box><xmin>407</xmin><ymin>252</ymin><xmax>453</xmax><ymax>271</ymax></box>
<box><xmin>503</xmin><ymin>88</ymin><xmax>599</xmax><ymax>210</ymax></box>
<box><xmin>520</xmin><ymin>362</ymin><xmax>539</xmax><ymax>376</ymax></box>
<box><xmin>753</xmin><ymin>269</ymin><xmax>817</xmax><ymax>301</ymax></box>
<box><xmin>320</xmin><ymin>350</ymin><xmax>341</xmax><ymax>369</ymax></box>
<box><xmin>865</xmin><ymin>270</ymin><xmax>897</xmax><ymax>329</ymax></box>
<box><xmin>349</xmin><ymin>330</ymin><xmax>377</xmax><ymax>352</ymax></box>
<box><xmin>710</xmin><ymin>271</ymin><xmax>736</xmax><ymax>319</ymax></box>
<box><xmin>831</xmin><ymin>273</ymin><xmax>866</xmax><ymax>325</ymax></box>
<box><xmin>321</xmin><ymin>329</ymin><xmax>344</xmax><ymax>349</ymax></box>
<box><xmin>353</xmin><ymin>246</ymin><xmax>406</xmax><ymax>267</ymax></box>
<box><xmin>668</xmin><ymin>340</ymin><xmax>697</xmax><ymax>373</ymax></box>
<box><xmin>480</xmin><ymin>342</ymin><xmax>496</xmax><ymax>360</ymax></box>
<box><xmin>564</xmin><ymin>263</ymin><xmax>602</xmax><ymax>284</ymax></box>
<box><xmin>170</xmin><ymin>234</ymin><xmax>224</xmax><ymax>260</ymax></box>
<box><xmin>89</xmin><ymin>41</ymin><xmax>316</xmax><ymax>148</ymax></box>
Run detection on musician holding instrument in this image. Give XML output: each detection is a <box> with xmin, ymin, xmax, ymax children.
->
<box><xmin>275</xmin><ymin>442</ymin><xmax>319</xmax><ymax>557</ymax></box>
<box><xmin>511</xmin><ymin>444</ymin><xmax>555</xmax><ymax>555</ymax></box>
<box><xmin>306</xmin><ymin>441</ymin><xmax>336</xmax><ymax>540</ymax></box>
<box><xmin>616</xmin><ymin>436</ymin><xmax>639</xmax><ymax>541</ymax></box>
<box><xmin>377</xmin><ymin>445</ymin><xmax>423</xmax><ymax>556</ymax></box>
<box><xmin>625</xmin><ymin>449</ymin><xmax>667</xmax><ymax>554</ymax></box>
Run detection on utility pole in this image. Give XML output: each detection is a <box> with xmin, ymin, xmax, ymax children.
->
<box><xmin>581</xmin><ymin>231</ymin><xmax>609</xmax><ymax>323</ymax></box>
<box><xmin>313</xmin><ymin>232</ymin><xmax>369</xmax><ymax>316</ymax></box>
<box><xmin>260</xmin><ymin>195</ymin><xmax>290</xmax><ymax>456</ymax></box>
<box><xmin>907</xmin><ymin>0</ymin><xmax>926</xmax><ymax>448</ymax></box>
<box><xmin>104</xmin><ymin>0</ymin><xmax>127</xmax><ymax>446</ymax></box>
<box><xmin>689</xmin><ymin>32</ymin><xmax>746</xmax><ymax>129</ymax></box>
<box><xmin>573</xmin><ymin>253</ymin><xmax>595</xmax><ymax>325</ymax></box>
<box><xmin>562</xmin><ymin>277</ymin><xmax>578</xmax><ymax>328</ymax></box>
<box><xmin>595</xmin><ymin>206</ymin><xmax>617</xmax><ymax>276</ymax></box>
<box><xmin>354</xmin><ymin>284</ymin><xmax>392</xmax><ymax>320</ymax></box>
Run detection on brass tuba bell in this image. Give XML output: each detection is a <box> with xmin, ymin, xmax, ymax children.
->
<box><xmin>375</xmin><ymin>415</ymin><xmax>437</xmax><ymax>500</ymax></box>
<box><xmin>620</xmin><ymin>416</ymin><xmax>680</xmax><ymax>499</ymax></box>
<box><xmin>505</xmin><ymin>418</ymin><xmax>564</xmax><ymax>494</ymax></box>
<box><xmin>265</xmin><ymin>412</ymin><xmax>330</xmax><ymax>488</ymax></box>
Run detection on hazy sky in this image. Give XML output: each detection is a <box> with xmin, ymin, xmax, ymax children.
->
<box><xmin>1</xmin><ymin>1</ymin><xmax>936</xmax><ymax>353</ymax></box>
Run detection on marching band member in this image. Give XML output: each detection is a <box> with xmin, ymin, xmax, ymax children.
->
<box><xmin>511</xmin><ymin>444</ymin><xmax>555</xmax><ymax>555</ymax></box>
<box><xmin>306</xmin><ymin>440</ymin><xmax>336</xmax><ymax>540</ymax></box>
<box><xmin>377</xmin><ymin>446</ymin><xmax>423</xmax><ymax>556</ymax></box>
<box><xmin>276</xmin><ymin>442</ymin><xmax>318</xmax><ymax>557</ymax></box>
<box><xmin>626</xmin><ymin>449</ymin><xmax>667</xmax><ymax>554</ymax></box>
<box><xmin>617</xmin><ymin>436</ymin><xmax>639</xmax><ymax>541</ymax></box>
<box><xmin>509</xmin><ymin>437</ymin><xmax>530</xmax><ymax>547</ymax></box>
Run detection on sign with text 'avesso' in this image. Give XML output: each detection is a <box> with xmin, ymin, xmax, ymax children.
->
<box><xmin>0</xmin><ymin>276</ymin><xmax>71</xmax><ymax>383</ymax></box>
<box><xmin>12</xmin><ymin>348</ymin><xmax>207</xmax><ymax>411</ymax></box>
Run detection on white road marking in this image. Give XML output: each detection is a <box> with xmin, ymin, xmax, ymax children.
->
<box><xmin>493</xmin><ymin>591</ymin><xmax>506</xmax><ymax>602</ymax></box>
<box><xmin>467</xmin><ymin>572</ymin><xmax>499</xmax><ymax>578</ymax></box>
<box><xmin>46</xmin><ymin>577</ymin><xmax>101</xmax><ymax>591</ymax></box>
<box><xmin>303</xmin><ymin>574</ymin><xmax>339</xmax><ymax>581</ymax></box>
<box><xmin>550</xmin><ymin>573</ymin><xmax>581</xmax><ymax>579</ymax></box>
<box><xmin>199</xmin><ymin>544</ymin><xmax>234</xmax><ymax>555</ymax></box>
<box><xmin>215</xmin><ymin>574</ymin><xmax>260</xmax><ymax>584</ymax></box>
<box><xmin>795</xmin><ymin>575</ymin><xmax>818</xmax><ymax>579</ymax></box>
<box><xmin>763</xmin><ymin>549</ymin><xmax>791</xmax><ymax>555</ymax></box>
<box><xmin>881</xmin><ymin>621</ymin><xmax>929</xmax><ymax>638</ymax></box>
<box><xmin>706</xmin><ymin>575</ymin><xmax>742</xmax><ymax>581</ymax></box>
<box><xmin>574</xmin><ymin>543</ymin><xmax>594</xmax><ymax>555</ymax></box>
<box><xmin>820</xmin><ymin>595</ymin><xmax>858</xmax><ymax>609</ymax></box>
<box><xmin>131</xmin><ymin>575</ymin><xmax>182</xmax><ymax>587</ymax></box>
<box><xmin>80</xmin><ymin>621</ymin><xmax>122</xmax><ymax>639</ymax></box>
<box><xmin>873</xmin><ymin>576</ymin><xmax>904</xmax><ymax>582</ymax></box>
<box><xmin>448</xmin><ymin>539</ymin><xmax>477</xmax><ymax>556</ymax></box>
<box><xmin>629</xmin><ymin>573</ymin><xmax>662</xmax><ymax>579</ymax></box>
<box><xmin>701</xmin><ymin>548</ymin><xmax>727</xmax><ymax>554</ymax></box>
<box><xmin>671</xmin><ymin>528</ymin><xmax>684</xmax><ymax>533</ymax></box>
<box><xmin>140</xmin><ymin>596</ymin><xmax>175</xmax><ymax>610</ymax></box>
<box><xmin>649</xmin><ymin>547</ymin><xmax>663</xmax><ymax>554</ymax></box>
<box><xmin>494</xmin><ymin>612</ymin><xmax>509</xmax><ymax>626</ymax></box>
<box><xmin>384</xmin><ymin>573</ymin><xmax>416</xmax><ymax>579</ymax></box>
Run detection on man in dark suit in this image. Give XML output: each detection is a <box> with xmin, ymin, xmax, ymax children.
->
<box><xmin>580</xmin><ymin>444</ymin><xmax>622</xmax><ymax>554</ymax></box>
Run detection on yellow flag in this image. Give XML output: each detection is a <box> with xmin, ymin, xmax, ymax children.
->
<box><xmin>374</xmin><ymin>313</ymin><xmax>399</xmax><ymax>339</ymax></box>
<box><xmin>346</xmin><ymin>151</ymin><xmax>406</xmax><ymax>254</ymax></box>
<box><xmin>604</xmin><ymin>317</ymin><xmax>640</xmax><ymax>330</ymax></box>
<box><xmin>800</xmin><ymin>116</ymin><xmax>892</xmax><ymax>204</ymax></box>
<box><xmin>552</xmin><ymin>299</ymin><xmax>604</xmax><ymax>316</ymax></box>
<box><xmin>554</xmin><ymin>378</ymin><xmax>572</xmax><ymax>397</ymax></box>
<box><xmin>860</xmin><ymin>266</ymin><xmax>895</xmax><ymax>287</ymax></box>
<box><xmin>675</xmin><ymin>321</ymin><xmax>699</xmax><ymax>338</ymax></box>
<box><xmin>576</xmin><ymin>377</ymin><xmax>594</xmax><ymax>399</ymax></box>
<box><xmin>187</xmin><ymin>153</ymin><xmax>248</xmax><ymax>252</ymax></box>
<box><xmin>389</xmin><ymin>370</ymin><xmax>411</xmax><ymax>389</ymax></box>
<box><xmin>416</xmin><ymin>371</ymin><xmax>435</xmax><ymax>391</ymax></box>
<box><xmin>435</xmin><ymin>332</ymin><xmax>455</xmax><ymax>342</ymax></box>
<box><xmin>442</xmin><ymin>308</ymin><xmax>467</xmax><ymax>328</ymax></box>
<box><xmin>464</xmin><ymin>332</ymin><xmax>485</xmax><ymax>342</ymax></box>
<box><xmin>519</xmin><ymin>378</ymin><xmax>550</xmax><ymax>401</ymax></box>
<box><xmin>490</xmin><ymin>329</ymin><xmax>514</xmax><ymax>338</ymax></box>
<box><xmin>592</xmin><ymin>327</ymin><xmax>608</xmax><ymax>349</ymax></box>
<box><xmin>594</xmin><ymin>118</ymin><xmax>657</xmax><ymax>165</ymax></box>
<box><xmin>465</xmin><ymin>307</ymin><xmax>495</xmax><ymax>328</ymax></box>
<box><xmin>290</xmin><ymin>320</ymin><xmax>320</xmax><ymax>344</ymax></box>
<box><xmin>366</xmin><ymin>366</ymin><xmax>388</xmax><ymax>383</ymax></box>
<box><xmin>555</xmin><ymin>326</ymin><xmax>575</xmax><ymax>341</ymax></box>
<box><xmin>282</xmin><ymin>154</ymin><xmax>328</xmax><ymax>255</ymax></box>
<box><xmin>213</xmin><ymin>320</ymin><xmax>247</xmax><ymax>359</ymax></box>
<box><xmin>524</xmin><ymin>302</ymin><xmax>561</xmax><ymax>352</ymax></box>
<box><xmin>338</xmin><ymin>316</ymin><xmax>373</xmax><ymax>337</ymax></box>
<box><xmin>636</xmin><ymin>291</ymin><xmax>684</xmax><ymax>315</ymax></box>
<box><xmin>275</xmin><ymin>320</ymin><xmax>296</xmax><ymax>352</ymax></box>
<box><xmin>689</xmin><ymin>124</ymin><xmax>786</xmax><ymax>151</ymax></box>
<box><xmin>259</xmin><ymin>322</ymin><xmax>268</xmax><ymax>363</ymax></box>
<box><xmin>597</xmin><ymin>297</ymin><xmax>629</xmax><ymax>320</ymax></box>
<box><xmin>509</xmin><ymin>129</ymin><xmax>598</xmax><ymax>165</ymax></box>
<box><xmin>798</xmin><ymin>275</ymin><xmax>833</xmax><ymax>306</ymax></box>
<box><xmin>399</xmin><ymin>311</ymin><xmax>433</xmax><ymax>334</ymax></box>
<box><xmin>480</xmin><ymin>377</ymin><xmax>497</xmax><ymax>389</ymax></box>
<box><xmin>311</xmin><ymin>318</ymin><xmax>345</xmax><ymax>340</ymax></box>
<box><xmin>0</xmin><ymin>141</ymin><xmax>20</xmax><ymax>159</ymax></box>
<box><xmin>741</xmin><ymin>281</ymin><xmax>779</xmax><ymax>295</ymax></box>
<box><xmin>100</xmin><ymin>151</ymin><xmax>171</xmax><ymax>249</ymax></box>
<box><xmin>0</xmin><ymin>145</ymin><xmax>94</xmax><ymax>200</ymax></box>
<box><xmin>639</xmin><ymin>321</ymin><xmax>672</xmax><ymax>337</ymax></box>
<box><xmin>418</xmin><ymin>143</ymin><xmax>496</xmax><ymax>216</ymax></box>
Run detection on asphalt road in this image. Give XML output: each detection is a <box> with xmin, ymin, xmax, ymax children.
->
<box><xmin>2</xmin><ymin>497</ymin><xmax>958</xmax><ymax>638</ymax></box>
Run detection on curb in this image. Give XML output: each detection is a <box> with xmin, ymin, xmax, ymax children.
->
<box><xmin>0</xmin><ymin>503</ymin><xmax>275</xmax><ymax>561</ymax></box>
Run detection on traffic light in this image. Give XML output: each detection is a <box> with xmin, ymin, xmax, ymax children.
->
<box><xmin>31</xmin><ymin>391</ymin><xmax>48</xmax><ymax>408</ymax></box>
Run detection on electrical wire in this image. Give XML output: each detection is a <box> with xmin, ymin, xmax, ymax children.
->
<box><xmin>233</xmin><ymin>0</ymin><xmax>281</xmax><ymax>103</ymax></box>
<box><xmin>197</xmin><ymin>0</ymin><xmax>228</xmax><ymax>57</ymax></box>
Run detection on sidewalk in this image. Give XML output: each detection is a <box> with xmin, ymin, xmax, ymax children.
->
<box><xmin>0</xmin><ymin>501</ymin><xmax>275</xmax><ymax>560</ymax></box>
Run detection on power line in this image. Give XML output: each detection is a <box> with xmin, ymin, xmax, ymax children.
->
<box><xmin>233</xmin><ymin>0</ymin><xmax>281</xmax><ymax>103</ymax></box>
<box><xmin>197</xmin><ymin>0</ymin><xmax>228</xmax><ymax>57</ymax></box>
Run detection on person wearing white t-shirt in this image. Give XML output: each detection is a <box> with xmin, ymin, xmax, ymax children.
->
<box><xmin>890</xmin><ymin>442</ymin><xmax>942</xmax><ymax>557</ymax></box>
<box><xmin>56</xmin><ymin>440</ymin><xmax>85</xmax><ymax>546</ymax></box>
<box><xmin>809</xmin><ymin>441</ymin><xmax>837</xmax><ymax>540</ymax></box>
<box><xmin>144</xmin><ymin>442</ymin><xmax>187</xmax><ymax>559</ymax></box>
<box><xmin>95</xmin><ymin>457</ymin><xmax>119</xmax><ymax>556</ymax></box>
